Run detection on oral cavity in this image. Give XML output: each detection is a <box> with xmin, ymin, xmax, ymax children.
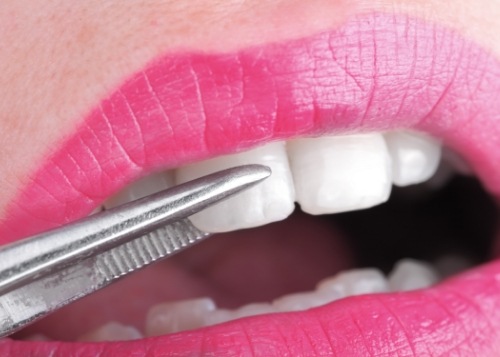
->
<box><xmin>104</xmin><ymin>129</ymin><xmax>444</xmax><ymax>233</ymax></box>
<box><xmin>25</xmin><ymin>130</ymin><xmax>476</xmax><ymax>343</ymax></box>
<box><xmin>49</xmin><ymin>256</ymin><xmax>468</xmax><ymax>342</ymax></box>
<box><xmin>143</xmin><ymin>258</ymin><xmax>449</xmax><ymax>337</ymax></box>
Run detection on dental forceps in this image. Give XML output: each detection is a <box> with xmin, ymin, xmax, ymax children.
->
<box><xmin>0</xmin><ymin>164</ymin><xmax>271</xmax><ymax>338</ymax></box>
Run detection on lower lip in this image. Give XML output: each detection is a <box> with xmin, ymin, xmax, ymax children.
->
<box><xmin>1</xmin><ymin>11</ymin><xmax>500</xmax><ymax>356</ymax></box>
<box><xmin>4</xmin><ymin>260</ymin><xmax>500</xmax><ymax>355</ymax></box>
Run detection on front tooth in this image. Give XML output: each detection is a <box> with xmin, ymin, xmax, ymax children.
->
<box><xmin>384</xmin><ymin>130</ymin><xmax>442</xmax><ymax>187</ymax></box>
<box><xmin>145</xmin><ymin>297</ymin><xmax>216</xmax><ymax>336</ymax></box>
<box><xmin>288</xmin><ymin>134</ymin><xmax>392</xmax><ymax>215</ymax></box>
<box><xmin>104</xmin><ymin>171</ymin><xmax>175</xmax><ymax>209</ymax></box>
<box><xmin>175</xmin><ymin>142</ymin><xmax>295</xmax><ymax>232</ymax></box>
<box><xmin>388</xmin><ymin>259</ymin><xmax>439</xmax><ymax>291</ymax></box>
<box><xmin>77</xmin><ymin>322</ymin><xmax>142</xmax><ymax>342</ymax></box>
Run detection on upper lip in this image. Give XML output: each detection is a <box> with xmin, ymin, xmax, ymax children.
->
<box><xmin>2</xmin><ymin>12</ymin><xmax>500</xmax><ymax>356</ymax></box>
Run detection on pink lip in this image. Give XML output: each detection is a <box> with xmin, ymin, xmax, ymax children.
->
<box><xmin>1</xmin><ymin>12</ymin><xmax>500</xmax><ymax>356</ymax></box>
<box><xmin>5</xmin><ymin>260</ymin><xmax>500</xmax><ymax>355</ymax></box>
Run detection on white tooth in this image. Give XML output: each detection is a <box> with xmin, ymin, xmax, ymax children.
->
<box><xmin>317</xmin><ymin>268</ymin><xmax>389</xmax><ymax>296</ymax></box>
<box><xmin>233</xmin><ymin>303</ymin><xmax>276</xmax><ymax>318</ymax></box>
<box><xmin>204</xmin><ymin>303</ymin><xmax>275</xmax><ymax>326</ymax></box>
<box><xmin>104</xmin><ymin>171</ymin><xmax>174</xmax><ymax>209</ymax></box>
<box><xmin>273</xmin><ymin>291</ymin><xmax>334</xmax><ymax>312</ymax></box>
<box><xmin>175</xmin><ymin>142</ymin><xmax>295</xmax><ymax>232</ymax></box>
<box><xmin>288</xmin><ymin>134</ymin><xmax>392</xmax><ymax>215</ymax></box>
<box><xmin>203</xmin><ymin>309</ymin><xmax>235</xmax><ymax>327</ymax></box>
<box><xmin>78</xmin><ymin>322</ymin><xmax>142</xmax><ymax>342</ymax></box>
<box><xmin>388</xmin><ymin>259</ymin><xmax>439</xmax><ymax>291</ymax></box>
<box><xmin>385</xmin><ymin>130</ymin><xmax>441</xmax><ymax>187</ymax></box>
<box><xmin>145</xmin><ymin>297</ymin><xmax>216</xmax><ymax>336</ymax></box>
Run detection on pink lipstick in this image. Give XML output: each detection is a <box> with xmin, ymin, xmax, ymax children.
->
<box><xmin>1</xmin><ymin>12</ymin><xmax>500</xmax><ymax>356</ymax></box>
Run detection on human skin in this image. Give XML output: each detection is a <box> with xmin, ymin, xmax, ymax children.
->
<box><xmin>2</xmin><ymin>0</ymin><xmax>500</xmax><ymax>356</ymax></box>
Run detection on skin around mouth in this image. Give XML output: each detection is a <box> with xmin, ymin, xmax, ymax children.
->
<box><xmin>2</xmin><ymin>13</ymin><xmax>500</xmax><ymax>241</ymax></box>
<box><xmin>1</xmin><ymin>8</ymin><xmax>500</xmax><ymax>357</ymax></box>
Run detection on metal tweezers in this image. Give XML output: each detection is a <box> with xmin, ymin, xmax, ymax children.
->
<box><xmin>0</xmin><ymin>164</ymin><xmax>270</xmax><ymax>338</ymax></box>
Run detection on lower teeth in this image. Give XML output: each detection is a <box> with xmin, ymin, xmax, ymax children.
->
<box><xmin>77</xmin><ymin>322</ymin><xmax>143</xmax><ymax>342</ymax></box>
<box><xmin>56</xmin><ymin>256</ymin><xmax>466</xmax><ymax>342</ymax></box>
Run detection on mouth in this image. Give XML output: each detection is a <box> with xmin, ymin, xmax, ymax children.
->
<box><xmin>2</xmin><ymin>11</ymin><xmax>500</xmax><ymax>356</ymax></box>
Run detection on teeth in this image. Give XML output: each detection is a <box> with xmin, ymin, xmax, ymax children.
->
<box><xmin>388</xmin><ymin>259</ymin><xmax>439</xmax><ymax>291</ymax></box>
<box><xmin>175</xmin><ymin>142</ymin><xmax>295</xmax><ymax>232</ymax></box>
<box><xmin>316</xmin><ymin>268</ymin><xmax>389</xmax><ymax>296</ymax></box>
<box><xmin>142</xmin><ymin>259</ymin><xmax>446</xmax><ymax>335</ymax></box>
<box><xmin>204</xmin><ymin>302</ymin><xmax>276</xmax><ymax>325</ymax></box>
<box><xmin>274</xmin><ymin>269</ymin><xmax>389</xmax><ymax>312</ymax></box>
<box><xmin>273</xmin><ymin>291</ymin><xmax>337</xmax><ymax>312</ymax></box>
<box><xmin>77</xmin><ymin>322</ymin><xmax>142</xmax><ymax>342</ymax></box>
<box><xmin>103</xmin><ymin>171</ymin><xmax>175</xmax><ymax>209</ymax></box>
<box><xmin>288</xmin><ymin>133</ymin><xmax>392</xmax><ymax>215</ymax></box>
<box><xmin>232</xmin><ymin>302</ymin><xmax>276</xmax><ymax>319</ymax></box>
<box><xmin>203</xmin><ymin>309</ymin><xmax>234</xmax><ymax>326</ymax></box>
<box><xmin>145</xmin><ymin>297</ymin><xmax>216</xmax><ymax>336</ymax></box>
<box><xmin>98</xmin><ymin>130</ymin><xmax>444</xmax><ymax>232</ymax></box>
<box><xmin>384</xmin><ymin>131</ymin><xmax>441</xmax><ymax>187</ymax></box>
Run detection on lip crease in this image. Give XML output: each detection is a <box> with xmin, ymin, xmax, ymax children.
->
<box><xmin>1</xmin><ymin>11</ymin><xmax>500</xmax><ymax>356</ymax></box>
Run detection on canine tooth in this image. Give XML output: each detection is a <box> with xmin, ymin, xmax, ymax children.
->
<box><xmin>385</xmin><ymin>131</ymin><xmax>441</xmax><ymax>187</ymax></box>
<box><xmin>78</xmin><ymin>322</ymin><xmax>142</xmax><ymax>342</ymax></box>
<box><xmin>388</xmin><ymin>259</ymin><xmax>438</xmax><ymax>291</ymax></box>
<box><xmin>145</xmin><ymin>297</ymin><xmax>216</xmax><ymax>336</ymax></box>
<box><xmin>103</xmin><ymin>171</ymin><xmax>174</xmax><ymax>209</ymax></box>
<box><xmin>176</xmin><ymin>142</ymin><xmax>295</xmax><ymax>232</ymax></box>
<box><xmin>288</xmin><ymin>134</ymin><xmax>392</xmax><ymax>215</ymax></box>
<box><xmin>317</xmin><ymin>268</ymin><xmax>389</xmax><ymax>296</ymax></box>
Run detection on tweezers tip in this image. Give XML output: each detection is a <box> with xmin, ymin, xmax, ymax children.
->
<box><xmin>242</xmin><ymin>164</ymin><xmax>272</xmax><ymax>180</ymax></box>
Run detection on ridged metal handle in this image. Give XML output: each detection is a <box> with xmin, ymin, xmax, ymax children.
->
<box><xmin>0</xmin><ymin>219</ymin><xmax>210</xmax><ymax>337</ymax></box>
<box><xmin>95</xmin><ymin>219</ymin><xmax>208</xmax><ymax>281</ymax></box>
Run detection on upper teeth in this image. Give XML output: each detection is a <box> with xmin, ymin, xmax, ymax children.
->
<box><xmin>104</xmin><ymin>130</ymin><xmax>443</xmax><ymax>233</ymax></box>
<box><xmin>288</xmin><ymin>133</ymin><xmax>392</xmax><ymax>215</ymax></box>
<box><xmin>384</xmin><ymin>131</ymin><xmax>442</xmax><ymax>186</ymax></box>
<box><xmin>175</xmin><ymin>141</ymin><xmax>295</xmax><ymax>232</ymax></box>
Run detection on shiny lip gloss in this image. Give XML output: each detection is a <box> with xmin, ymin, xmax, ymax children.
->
<box><xmin>2</xmin><ymin>12</ymin><xmax>500</xmax><ymax>356</ymax></box>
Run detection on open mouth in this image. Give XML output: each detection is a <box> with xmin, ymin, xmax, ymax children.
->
<box><xmin>2</xmin><ymin>11</ymin><xmax>500</xmax><ymax>356</ymax></box>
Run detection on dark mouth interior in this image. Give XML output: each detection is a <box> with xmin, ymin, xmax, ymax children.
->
<box><xmin>334</xmin><ymin>174</ymin><xmax>498</xmax><ymax>273</ymax></box>
<box><xmin>13</xmin><ymin>171</ymin><xmax>499</xmax><ymax>342</ymax></box>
